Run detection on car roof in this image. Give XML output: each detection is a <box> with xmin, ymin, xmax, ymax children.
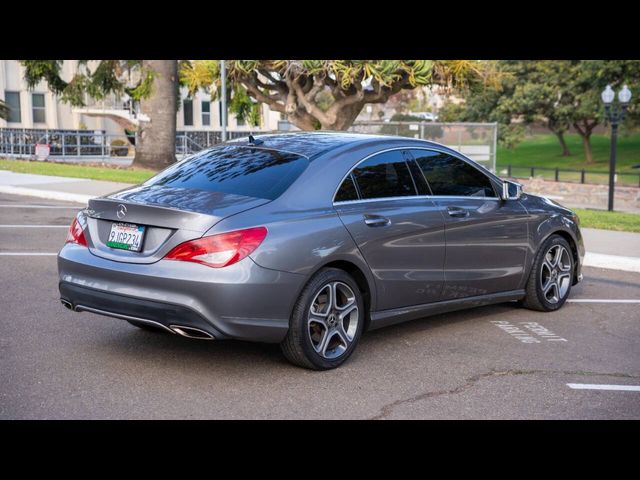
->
<box><xmin>226</xmin><ymin>131</ymin><xmax>445</xmax><ymax>160</ymax></box>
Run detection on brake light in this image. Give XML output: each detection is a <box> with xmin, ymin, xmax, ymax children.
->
<box><xmin>66</xmin><ymin>217</ymin><xmax>88</xmax><ymax>247</ymax></box>
<box><xmin>164</xmin><ymin>227</ymin><xmax>267</xmax><ymax>268</ymax></box>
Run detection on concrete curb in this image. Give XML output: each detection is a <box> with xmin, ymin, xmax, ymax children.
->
<box><xmin>0</xmin><ymin>186</ymin><xmax>92</xmax><ymax>204</ymax></box>
<box><xmin>583</xmin><ymin>252</ymin><xmax>640</xmax><ymax>273</ymax></box>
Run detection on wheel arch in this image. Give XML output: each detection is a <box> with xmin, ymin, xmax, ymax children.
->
<box><xmin>302</xmin><ymin>258</ymin><xmax>376</xmax><ymax>332</ymax></box>
<box><xmin>537</xmin><ymin>228</ymin><xmax>581</xmax><ymax>285</ymax></box>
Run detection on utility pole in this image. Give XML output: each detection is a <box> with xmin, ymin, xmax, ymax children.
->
<box><xmin>221</xmin><ymin>60</ymin><xmax>227</xmax><ymax>142</ymax></box>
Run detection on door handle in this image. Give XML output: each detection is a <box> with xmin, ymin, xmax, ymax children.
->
<box><xmin>363</xmin><ymin>214</ymin><xmax>391</xmax><ymax>227</ymax></box>
<box><xmin>447</xmin><ymin>206</ymin><xmax>469</xmax><ymax>218</ymax></box>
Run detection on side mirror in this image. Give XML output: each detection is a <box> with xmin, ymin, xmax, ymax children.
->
<box><xmin>501</xmin><ymin>180</ymin><xmax>523</xmax><ymax>201</ymax></box>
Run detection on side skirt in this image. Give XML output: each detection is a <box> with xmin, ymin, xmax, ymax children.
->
<box><xmin>368</xmin><ymin>290</ymin><xmax>526</xmax><ymax>330</ymax></box>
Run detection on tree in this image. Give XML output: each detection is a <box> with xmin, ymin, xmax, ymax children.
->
<box><xmin>443</xmin><ymin>60</ymin><xmax>640</xmax><ymax>162</ymax></box>
<box><xmin>20</xmin><ymin>60</ymin><xmax>178</xmax><ymax>170</ymax></box>
<box><xmin>135</xmin><ymin>60</ymin><xmax>178</xmax><ymax>169</ymax></box>
<box><xmin>180</xmin><ymin>60</ymin><xmax>496</xmax><ymax>131</ymax></box>
<box><xmin>565</xmin><ymin>60</ymin><xmax>640</xmax><ymax>164</ymax></box>
<box><xmin>500</xmin><ymin>61</ymin><xmax>575</xmax><ymax>156</ymax></box>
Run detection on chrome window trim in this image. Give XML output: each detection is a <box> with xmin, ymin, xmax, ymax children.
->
<box><xmin>331</xmin><ymin>146</ymin><xmax>500</xmax><ymax>204</ymax></box>
<box><xmin>334</xmin><ymin>195</ymin><xmax>501</xmax><ymax>206</ymax></box>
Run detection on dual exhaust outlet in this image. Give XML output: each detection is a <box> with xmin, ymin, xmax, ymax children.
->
<box><xmin>60</xmin><ymin>299</ymin><xmax>214</xmax><ymax>340</ymax></box>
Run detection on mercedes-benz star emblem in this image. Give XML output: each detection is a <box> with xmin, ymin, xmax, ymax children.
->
<box><xmin>116</xmin><ymin>204</ymin><xmax>127</xmax><ymax>219</ymax></box>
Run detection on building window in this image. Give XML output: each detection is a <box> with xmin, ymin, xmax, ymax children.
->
<box><xmin>4</xmin><ymin>91</ymin><xmax>21</xmax><ymax>123</ymax></box>
<box><xmin>32</xmin><ymin>93</ymin><xmax>46</xmax><ymax>123</ymax></box>
<box><xmin>201</xmin><ymin>101</ymin><xmax>210</xmax><ymax>126</ymax></box>
<box><xmin>183</xmin><ymin>99</ymin><xmax>193</xmax><ymax>126</ymax></box>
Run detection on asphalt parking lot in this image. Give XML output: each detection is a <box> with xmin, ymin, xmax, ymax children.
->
<box><xmin>1</xmin><ymin>192</ymin><xmax>639</xmax><ymax>419</ymax></box>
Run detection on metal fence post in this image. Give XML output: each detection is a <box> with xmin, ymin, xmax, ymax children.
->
<box><xmin>492</xmin><ymin>122</ymin><xmax>498</xmax><ymax>173</ymax></box>
<box><xmin>62</xmin><ymin>132</ymin><xmax>66</xmax><ymax>157</ymax></box>
<box><xmin>555</xmin><ymin>168</ymin><xmax>559</xmax><ymax>182</ymax></box>
<box><xmin>531</xmin><ymin>167</ymin><xmax>535</xmax><ymax>178</ymax></box>
<box><xmin>507</xmin><ymin>165</ymin><xmax>512</xmax><ymax>177</ymax></box>
<box><xmin>76</xmin><ymin>134</ymin><xmax>80</xmax><ymax>158</ymax></box>
<box><xmin>581</xmin><ymin>170</ymin><xmax>585</xmax><ymax>184</ymax></box>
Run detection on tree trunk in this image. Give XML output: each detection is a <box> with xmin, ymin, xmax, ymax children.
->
<box><xmin>133</xmin><ymin>60</ymin><xmax>178</xmax><ymax>170</ymax></box>
<box><xmin>288</xmin><ymin>102</ymin><xmax>364</xmax><ymax>131</ymax></box>
<box><xmin>553</xmin><ymin>131</ymin><xmax>571</xmax><ymax>156</ymax></box>
<box><xmin>580</xmin><ymin>133</ymin><xmax>594</xmax><ymax>164</ymax></box>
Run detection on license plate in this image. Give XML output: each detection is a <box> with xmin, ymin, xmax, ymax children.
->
<box><xmin>106</xmin><ymin>222</ymin><xmax>145</xmax><ymax>251</ymax></box>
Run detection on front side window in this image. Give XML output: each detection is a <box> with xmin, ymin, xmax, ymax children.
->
<box><xmin>4</xmin><ymin>91</ymin><xmax>21</xmax><ymax>123</ymax></box>
<box><xmin>183</xmin><ymin>99</ymin><xmax>193</xmax><ymax>126</ymax></box>
<box><xmin>351</xmin><ymin>150</ymin><xmax>416</xmax><ymax>200</ymax></box>
<box><xmin>143</xmin><ymin>145</ymin><xmax>309</xmax><ymax>200</ymax></box>
<box><xmin>32</xmin><ymin>93</ymin><xmax>45</xmax><ymax>123</ymax></box>
<box><xmin>411</xmin><ymin>150</ymin><xmax>496</xmax><ymax>197</ymax></box>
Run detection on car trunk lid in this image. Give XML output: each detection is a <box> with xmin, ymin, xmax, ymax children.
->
<box><xmin>85</xmin><ymin>185</ymin><xmax>269</xmax><ymax>264</ymax></box>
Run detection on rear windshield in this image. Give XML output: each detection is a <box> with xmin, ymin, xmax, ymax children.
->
<box><xmin>143</xmin><ymin>145</ymin><xmax>309</xmax><ymax>200</ymax></box>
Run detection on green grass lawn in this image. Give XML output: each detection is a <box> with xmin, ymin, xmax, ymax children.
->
<box><xmin>574</xmin><ymin>208</ymin><xmax>640</xmax><ymax>233</ymax></box>
<box><xmin>497</xmin><ymin>133</ymin><xmax>640</xmax><ymax>186</ymax></box>
<box><xmin>498</xmin><ymin>133</ymin><xmax>640</xmax><ymax>171</ymax></box>
<box><xmin>0</xmin><ymin>159</ymin><xmax>155</xmax><ymax>184</ymax></box>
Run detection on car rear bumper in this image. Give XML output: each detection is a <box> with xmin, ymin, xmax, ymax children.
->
<box><xmin>58</xmin><ymin>244</ymin><xmax>307</xmax><ymax>343</ymax></box>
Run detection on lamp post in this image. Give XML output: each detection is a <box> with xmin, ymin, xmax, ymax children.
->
<box><xmin>601</xmin><ymin>84</ymin><xmax>632</xmax><ymax>211</ymax></box>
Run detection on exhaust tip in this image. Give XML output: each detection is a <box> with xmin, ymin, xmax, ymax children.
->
<box><xmin>60</xmin><ymin>299</ymin><xmax>73</xmax><ymax>310</ymax></box>
<box><xmin>169</xmin><ymin>325</ymin><xmax>214</xmax><ymax>340</ymax></box>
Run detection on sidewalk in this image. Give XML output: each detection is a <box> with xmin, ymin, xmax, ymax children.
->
<box><xmin>581</xmin><ymin>228</ymin><xmax>640</xmax><ymax>272</ymax></box>
<box><xmin>1</xmin><ymin>170</ymin><xmax>639</xmax><ymax>272</ymax></box>
<box><xmin>0</xmin><ymin>170</ymin><xmax>131</xmax><ymax>204</ymax></box>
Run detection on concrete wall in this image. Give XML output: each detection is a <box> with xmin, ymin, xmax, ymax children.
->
<box><xmin>518</xmin><ymin>177</ymin><xmax>640</xmax><ymax>213</ymax></box>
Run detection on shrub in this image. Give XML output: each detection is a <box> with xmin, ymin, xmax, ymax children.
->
<box><xmin>110</xmin><ymin>139</ymin><xmax>129</xmax><ymax>157</ymax></box>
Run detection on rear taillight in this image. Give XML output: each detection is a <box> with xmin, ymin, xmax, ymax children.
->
<box><xmin>164</xmin><ymin>227</ymin><xmax>267</xmax><ymax>268</ymax></box>
<box><xmin>66</xmin><ymin>217</ymin><xmax>88</xmax><ymax>247</ymax></box>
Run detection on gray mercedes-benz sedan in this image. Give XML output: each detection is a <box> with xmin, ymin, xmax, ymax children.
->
<box><xmin>58</xmin><ymin>132</ymin><xmax>584</xmax><ymax>369</ymax></box>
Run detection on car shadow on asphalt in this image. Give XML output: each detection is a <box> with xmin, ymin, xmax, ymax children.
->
<box><xmin>84</xmin><ymin>302</ymin><xmax>525</xmax><ymax>372</ymax></box>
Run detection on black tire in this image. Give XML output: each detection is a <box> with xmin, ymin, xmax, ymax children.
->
<box><xmin>280</xmin><ymin>268</ymin><xmax>365</xmax><ymax>370</ymax></box>
<box><xmin>521</xmin><ymin>234</ymin><xmax>574</xmax><ymax>312</ymax></box>
<box><xmin>126</xmin><ymin>319</ymin><xmax>166</xmax><ymax>332</ymax></box>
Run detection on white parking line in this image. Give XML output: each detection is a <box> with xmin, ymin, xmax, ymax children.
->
<box><xmin>567</xmin><ymin>383</ymin><xmax>640</xmax><ymax>392</ymax></box>
<box><xmin>0</xmin><ymin>252</ymin><xmax>57</xmax><ymax>256</ymax></box>
<box><xmin>568</xmin><ymin>299</ymin><xmax>640</xmax><ymax>304</ymax></box>
<box><xmin>0</xmin><ymin>205</ymin><xmax>80</xmax><ymax>209</ymax></box>
<box><xmin>0</xmin><ymin>225</ymin><xmax>68</xmax><ymax>228</ymax></box>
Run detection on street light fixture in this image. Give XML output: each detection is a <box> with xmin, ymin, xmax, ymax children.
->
<box><xmin>601</xmin><ymin>84</ymin><xmax>632</xmax><ymax>211</ymax></box>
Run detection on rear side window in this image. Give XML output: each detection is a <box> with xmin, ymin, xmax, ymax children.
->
<box><xmin>411</xmin><ymin>150</ymin><xmax>496</xmax><ymax>197</ymax></box>
<box><xmin>351</xmin><ymin>151</ymin><xmax>416</xmax><ymax>200</ymax></box>
<box><xmin>143</xmin><ymin>145</ymin><xmax>309</xmax><ymax>200</ymax></box>
<box><xmin>335</xmin><ymin>174</ymin><xmax>359</xmax><ymax>202</ymax></box>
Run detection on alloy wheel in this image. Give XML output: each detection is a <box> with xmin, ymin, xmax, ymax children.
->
<box><xmin>308</xmin><ymin>281</ymin><xmax>359</xmax><ymax>359</ymax></box>
<box><xmin>540</xmin><ymin>245</ymin><xmax>572</xmax><ymax>304</ymax></box>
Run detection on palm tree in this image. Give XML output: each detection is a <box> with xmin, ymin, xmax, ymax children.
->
<box><xmin>20</xmin><ymin>60</ymin><xmax>178</xmax><ymax>170</ymax></box>
<box><xmin>134</xmin><ymin>60</ymin><xmax>178</xmax><ymax>169</ymax></box>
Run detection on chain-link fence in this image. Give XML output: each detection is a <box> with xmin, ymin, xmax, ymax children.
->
<box><xmin>348</xmin><ymin>121</ymin><xmax>498</xmax><ymax>172</ymax></box>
